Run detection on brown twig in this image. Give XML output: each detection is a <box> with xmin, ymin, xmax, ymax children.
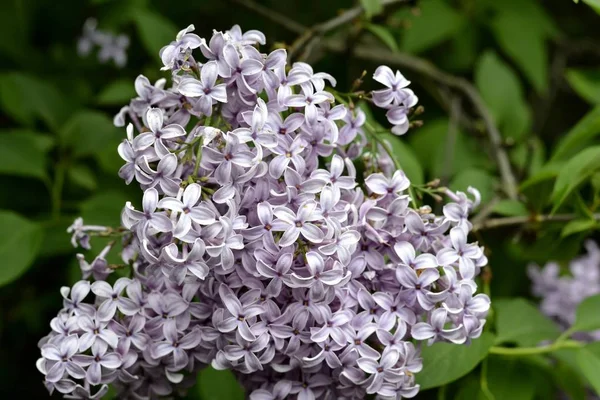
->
<box><xmin>472</xmin><ymin>213</ymin><xmax>600</xmax><ymax>232</ymax></box>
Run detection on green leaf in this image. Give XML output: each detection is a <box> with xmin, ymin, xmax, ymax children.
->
<box><xmin>97</xmin><ymin>79</ymin><xmax>136</xmax><ymax>105</ymax></box>
<box><xmin>487</xmin><ymin>357</ymin><xmax>536</xmax><ymax>400</ymax></box>
<box><xmin>450</xmin><ymin>168</ymin><xmax>495</xmax><ymax>204</ymax></box>
<box><xmin>572</xmin><ymin>293</ymin><xmax>600</xmax><ymax>332</ymax></box>
<box><xmin>408</xmin><ymin>118</ymin><xmax>489</xmax><ymax>180</ymax></box>
<box><xmin>197</xmin><ymin>367</ymin><xmax>244</xmax><ymax>400</ymax></box>
<box><xmin>59</xmin><ymin>110</ymin><xmax>124</xmax><ymax>158</ymax></box>
<box><xmin>510</xmin><ymin>137</ymin><xmax>546</xmax><ymax>176</ymax></box>
<box><xmin>0</xmin><ymin>72</ymin><xmax>71</xmax><ymax>131</ymax></box>
<box><xmin>552</xmin><ymin>106</ymin><xmax>600</xmax><ymax>161</ymax></box>
<box><xmin>380</xmin><ymin>133</ymin><xmax>424</xmax><ymax>185</ymax></box>
<box><xmin>360</xmin><ymin>0</ymin><xmax>383</xmax><ymax>19</ymax></box>
<box><xmin>577</xmin><ymin>346</ymin><xmax>600</xmax><ymax>395</ymax></box>
<box><xmin>491</xmin><ymin>11</ymin><xmax>547</xmax><ymax>93</ymax></box>
<box><xmin>398</xmin><ymin>0</ymin><xmax>465</xmax><ymax>54</ymax></box>
<box><xmin>494</xmin><ymin>298</ymin><xmax>561</xmax><ymax>346</ymax></box>
<box><xmin>38</xmin><ymin>216</ymin><xmax>76</xmax><ymax>258</ymax></box>
<box><xmin>551</xmin><ymin>146</ymin><xmax>600</xmax><ymax>212</ymax></box>
<box><xmin>0</xmin><ymin>131</ymin><xmax>53</xmax><ymax>181</ymax></box>
<box><xmin>583</xmin><ymin>0</ymin><xmax>600</xmax><ymax>14</ymax></box>
<box><xmin>68</xmin><ymin>164</ymin><xmax>98</xmax><ymax>191</ymax></box>
<box><xmin>416</xmin><ymin>332</ymin><xmax>495</xmax><ymax>389</ymax></box>
<box><xmin>565</xmin><ymin>69</ymin><xmax>600</xmax><ymax>104</ymax></box>
<box><xmin>134</xmin><ymin>10</ymin><xmax>178</xmax><ymax>58</ymax></box>
<box><xmin>475</xmin><ymin>51</ymin><xmax>531</xmax><ymax>141</ymax></box>
<box><xmin>561</xmin><ymin>219</ymin><xmax>598</xmax><ymax>237</ymax></box>
<box><xmin>0</xmin><ymin>210</ymin><xmax>43</xmax><ymax>286</ymax></box>
<box><xmin>491</xmin><ymin>200</ymin><xmax>529</xmax><ymax>217</ymax></box>
<box><xmin>365</xmin><ymin>24</ymin><xmax>398</xmax><ymax>52</ymax></box>
<box><xmin>552</xmin><ymin>359</ymin><xmax>587</xmax><ymax>400</ymax></box>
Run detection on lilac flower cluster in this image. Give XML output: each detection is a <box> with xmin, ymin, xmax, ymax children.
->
<box><xmin>38</xmin><ymin>24</ymin><xmax>491</xmax><ymax>399</ymax></box>
<box><xmin>77</xmin><ymin>18</ymin><xmax>129</xmax><ymax>68</ymax></box>
<box><xmin>529</xmin><ymin>241</ymin><xmax>600</xmax><ymax>341</ymax></box>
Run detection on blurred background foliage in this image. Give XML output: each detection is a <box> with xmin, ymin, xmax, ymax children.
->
<box><xmin>2</xmin><ymin>0</ymin><xmax>600</xmax><ymax>398</ymax></box>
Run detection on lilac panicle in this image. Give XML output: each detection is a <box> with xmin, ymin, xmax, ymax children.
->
<box><xmin>38</xmin><ymin>23</ymin><xmax>490</xmax><ymax>400</ymax></box>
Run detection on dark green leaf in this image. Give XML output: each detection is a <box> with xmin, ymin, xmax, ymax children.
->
<box><xmin>416</xmin><ymin>332</ymin><xmax>495</xmax><ymax>389</ymax></box>
<box><xmin>68</xmin><ymin>164</ymin><xmax>98</xmax><ymax>191</ymax></box>
<box><xmin>38</xmin><ymin>217</ymin><xmax>76</xmax><ymax>258</ymax></box>
<box><xmin>551</xmin><ymin>146</ymin><xmax>600</xmax><ymax>213</ymax></box>
<box><xmin>365</xmin><ymin>24</ymin><xmax>398</xmax><ymax>52</ymax></box>
<box><xmin>0</xmin><ymin>131</ymin><xmax>53</xmax><ymax>180</ymax></box>
<box><xmin>80</xmin><ymin>191</ymin><xmax>129</xmax><ymax>227</ymax></box>
<box><xmin>97</xmin><ymin>79</ymin><xmax>136</xmax><ymax>105</ymax></box>
<box><xmin>491</xmin><ymin>11</ymin><xmax>547</xmax><ymax>93</ymax></box>
<box><xmin>134</xmin><ymin>10</ymin><xmax>178</xmax><ymax>58</ymax></box>
<box><xmin>487</xmin><ymin>357</ymin><xmax>536</xmax><ymax>400</ymax></box>
<box><xmin>408</xmin><ymin>118</ymin><xmax>489</xmax><ymax>180</ymax></box>
<box><xmin>491</xmin><ymin>200</ymin><xmax>529</xmax><ymax>217</ymax></box>
<box><xmin>561</xmin><ymin>219</ymin><xmax>598</xmax><ymax>237</ymax></box>
<box><xmin>398</xmin><ymin>0</ymin><xmax>465</xmax><ymax>54</ymax></box>
<box><xmin>510</xmin><ymin>137</ymin><xmax>546</xmax><ymax>176</ymax></box>
<box><xmin>0</xmin><ymin>72</ymin><xmax>71</xmax><ymax>131</ymax></box>
<box><xmin>380</xmin><ymin>133</ymin><xmax>424</xmax><ymax>185</ymax></box>
<box><xmin>197</xmin><ymin>367</ymin><xmax>244</xmax><ymax>400</ymax></box>
<box><xmin>572</xmin><ymin>293</ymin><xmax>600</xmax><ymax>332</ymax></box>
<box><xmin>450</xmin><ymin>168</ymin><xmax>495</xmax><ymax>204</ymax></box>
<box><xmin>482</xmin><ymin>0</ymin><xmax>559</xmax><ymax>37</ymax></box>
<box><xmin>0</xmin><ymin>210</ymin><xmax>43</xmax><ymax>286</ymax></box>
<box><xmin>475</xmin><ymin>51</ymin><xmax>531</xmax><ymax>141</ymax></box>
<box><xmin>552</xmin><ymin>359</ymin><xmax>587</xmax><ymax>400</ymax></box>
<box><xmin>494</xmin><ymin>298</ymin><xmax>560</xmax><ymax>346</ymax></box>
<box><xmin>552</xmin><ymin>107</ymin><xmax>600</xmax><ymax>161</ymax></box>
<box><xmin>59</xmin><ymin>110</ymin><xmax>124</xmax><ymax>158</ymax></box>
<box><xmin>577</xmin><ymin>345</ymin><xmax>600</xmax><ymax>395</ymax></box>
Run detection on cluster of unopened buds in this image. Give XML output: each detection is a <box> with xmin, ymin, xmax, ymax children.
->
<box><xmin>38</xmin><ymin>24</ymin><xmax>491</xmax><ymax>399</ymax></box>
<box><xmin>529</xmin><ymin>241</ymin><xmax>600</xmax><ymax>341</ymax></box>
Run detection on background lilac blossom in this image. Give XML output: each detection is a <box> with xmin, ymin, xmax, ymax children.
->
<box><xmin>77</xmin><ymin>18</ymin><xmax>129</xmax><ymax>68</ymax></box>
<box><xmin>529</xmin><ymin>241</ymin><xmax>600</xmax><ymax>341</ymax></box>
<box><xmin>37</xmin><ymin>23</ymin><xmax>491</xmax><ymax>399</ymax></box>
